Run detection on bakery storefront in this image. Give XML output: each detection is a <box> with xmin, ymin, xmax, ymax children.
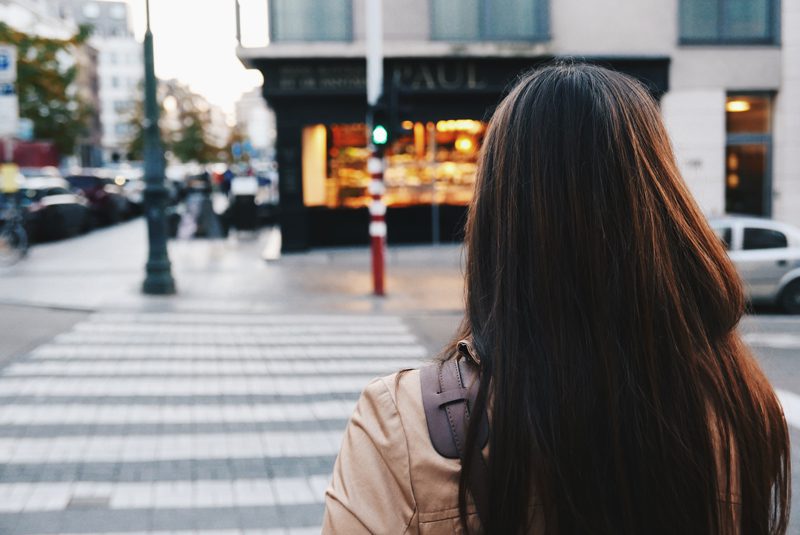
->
<box><xmin>250</xmin><ymin>57</ymin><xmax>668</xmax><ymax>251</ymax></box>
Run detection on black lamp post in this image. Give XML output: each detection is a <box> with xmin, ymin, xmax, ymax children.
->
<box><xmin>141</xmin><ymin>0</ymin><xmax>175</xmax><ymax>295</ymax></box>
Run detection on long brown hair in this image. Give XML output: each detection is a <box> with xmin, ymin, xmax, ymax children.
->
<box><xmin>451</xmin><ymin>62</ymin><xmax>790</xmax><ymax>534</ymax></box>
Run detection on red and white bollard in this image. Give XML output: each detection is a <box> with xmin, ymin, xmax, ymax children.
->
<box><xmin>368</xmin><ymin>148</ymin><xmax>386</xmax><ymax>296</ymax></box>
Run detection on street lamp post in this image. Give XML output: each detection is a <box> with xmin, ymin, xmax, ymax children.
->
<box><xmin>141</xmin><ymin>0</ymin><xmax>175</xmax><ymax>295</ymax></box>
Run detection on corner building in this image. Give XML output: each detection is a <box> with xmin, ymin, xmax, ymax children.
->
<box><xmin>236</xmin><ymin>0</ymin><xmax>800</xmax><ymax>251</ymax></box>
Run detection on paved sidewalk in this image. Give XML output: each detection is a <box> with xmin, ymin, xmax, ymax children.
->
<box><xmin>0</xmin><ymin>219</ymin><xmax>465</xmax><ymax>314</ymax></box>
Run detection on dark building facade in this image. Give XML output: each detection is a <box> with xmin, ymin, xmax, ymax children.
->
<box><xmin>237</xmin><ymin>0</ymin><xmax>795</xmax><ymax>251</ymax></box>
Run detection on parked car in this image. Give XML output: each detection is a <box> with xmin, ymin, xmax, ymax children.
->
<box><xmin>709</xmin><ymin>216</ymin><xmax>800</xmax><ymax>313</ymax></box>
<box><xmin>20</xmin><ymin>178</ymin><xmax>92</xmax><ymax>241</ymax></box>
<box><xmin>65</xmin><ymin>173</ymin><xmax>130</xmax><ymax>225</ymax></box>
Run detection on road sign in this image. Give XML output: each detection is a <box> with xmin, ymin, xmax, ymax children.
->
<box><xmin>17</xmin><ymin>118</ymin><xmax>33</xmax><ymax>141</ymax></box>
<box><xmin>0</xmin><ymin>92</ymin><xmax>19</xmax><ymax>137</ymax></box>
<box><xmin>0</xmin><ymin>45</ymin><xmax>17</xmax><ymax>84</ymax></box>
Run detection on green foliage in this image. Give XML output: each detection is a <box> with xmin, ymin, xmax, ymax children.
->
<box><xmin>127</xmin><ymin>85</ymin><xmax>221</xmax><ymax>164</ymax></box>
<box><xmin>223</xmin><ymin>127</ymin><xmax>249</xmax><ymax>164</ymax></box>
<box><xmin>0</xmin><ymin>22</ymin><xmax>93</xmax><ymax>157</ymax></box>
<box><xmin>170</xmin><ymin>106</ymin><xmax>217</xmax><ymax>164</ymax></box>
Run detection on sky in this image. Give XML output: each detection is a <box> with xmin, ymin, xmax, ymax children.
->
<box><xmin>124</xmin><ymin>0</ymin><xmax>265</xmax><ymax>121</ymax></box>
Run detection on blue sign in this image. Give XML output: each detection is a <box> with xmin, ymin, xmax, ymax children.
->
<box><xmin>0</xmin><ymin>53</ymin><xmax>8</xmax><ymax>71</ymax></box>
<box><xmin>231</xmin><ymin>142</ymin><xmax>242</xmax><ymax>158</ymax></box>
<box><xmin>0</xmin><ymin>83</ymin><xmax>14</xmax><ymax>96</ymax></box>
<box><xmin>17</xmin><ymin>118</ymin><xmax>33</xmax><ymax>141</ymax></box>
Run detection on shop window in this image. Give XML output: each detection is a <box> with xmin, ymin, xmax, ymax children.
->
<box><xmin>725</xmin><ymin>94</ymin><xmax>773</xmax><ymax>217</ymax></box>
<box><xmin>431</xmin><ymin>0</ymin><xmax>549</xmax><ymax>41</ymax></box>
<box><xmin>680</xmin><ymin>0</ymin><xmax>777</xmax><ymax>44</ymax></box>
<box><xmin>743</xmin><ymin>228</ymin><xmax>787</xmax><ymax>250</ymax></box>
<box><xmin>270</xmin><ymin>0</ymin><xmax>351</xmax><ymax>42</ymax></box>
<box><xmin>300</xmin><ymin>120</ymin><xmax>486</xmax><ymax>209</ymax></box>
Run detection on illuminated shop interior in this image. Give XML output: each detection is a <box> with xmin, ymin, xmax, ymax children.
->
<box><xmin>301</xmin><ymin>119</ymin><xmax>486</xmax><ymax>209</ymax></box>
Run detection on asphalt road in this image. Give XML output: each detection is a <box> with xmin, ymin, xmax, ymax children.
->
<box><xmin>0</xmin><ymin>221</ymin><xmax>798</xmax><ymax>533</ymax></box>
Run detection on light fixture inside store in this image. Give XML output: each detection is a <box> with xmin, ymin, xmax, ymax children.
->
<box><xmin>726</xmin><ymin>100</ymin><xmax>751</xmax><ymax>113</ymax></box>
<box><xmin>727</xmin><ymin>173</ymin><xmax>740</xmax><ymax>189</ymax></box>
<box><xmin>455</xmin><ymin>135</ymin><xmax>475</xmax><ymax>153</ymax></box>
<box><xmin>436</xmin><ymin>119</ymin><xmax>483</xmax><ymax>134</ymax></box>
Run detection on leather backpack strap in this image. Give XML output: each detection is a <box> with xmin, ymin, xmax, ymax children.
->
<box><xmin>420</xmin><ymin>343</ymin><xmax>489</xmax><ymax>524</ymax></box>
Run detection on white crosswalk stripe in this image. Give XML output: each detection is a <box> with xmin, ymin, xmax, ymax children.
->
<box><xmin>0</xmin><ymin>376</ymin><xmax>378</xmax><ymax>396</ymax></box>
<box><xmin>0</xmin><ymin>431</ymin><xmax>343</xmax><ymax>463</ymax></box>
<box><xmin>0</xmin><ymin>400</ymin><xmax>357</xmax><ymax>425</ymax></box>
<box><xmin>743</xmin><ymin>332</ymin><xmax>800</xmax><ymax>349</ymax></box>
<box><xmin>55</xmin><ymin>332</ymin><xmax>420</xmax><ymax>345</ymax></box>
<box><xmin>2</xmin><ymin>358</ymin><xmax>420</xmax><ymax>376</ymax></box>
<box><xmin>0</xmin><ymin>476</ymin><xmax>330</xmax><ymax>512</ymax></box>
<box><xmin>30</xmin><ymin>344</ymin><xmax>428</xmax><ymax>359</ymax></box>
<box><xmin>0</xmin><ymin>311</ymin><xmax>427</xmax><ymax>534</ymax></box>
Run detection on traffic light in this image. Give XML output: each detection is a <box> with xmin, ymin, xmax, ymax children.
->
<box><xmin>368</xmin><ymin>102</ymin><xmax>391</xmax><ymax>147</ymax></box>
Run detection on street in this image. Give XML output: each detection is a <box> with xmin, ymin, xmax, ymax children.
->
<box><xmin>0</xmin><ymin>221</ymin><xmax>798</xmax><ymax>534</ymax></box>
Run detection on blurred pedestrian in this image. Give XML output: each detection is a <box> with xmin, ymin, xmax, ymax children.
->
<box><xmin>323</xmin><ymin>63</ymin><xmax>790</xmax><ymax>534</ymax></box>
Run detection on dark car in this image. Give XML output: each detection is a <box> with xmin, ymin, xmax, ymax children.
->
<box><xmin>20</xmin><ymin>178</ymin><xmax>92</xmax><ymax>242</ymax></box>
<box><xmin>65</xmin><ymin>173</ymin><xmax>130</xmax><ymax>226</ymax></box>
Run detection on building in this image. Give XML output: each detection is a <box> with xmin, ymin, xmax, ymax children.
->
<box><xmin>236</xmin><ymin>0</ymin><xmax>799</xmax><ymax>251</ymax></box>
<box><xmin>0</xmin><ymin>0</ymin><xmax>103</xmax><ymax>165</ymax></box>
<box><xmin>235</xmin><ymin>87</ymin><xmax>276</xmax><ymax>159</ymax></box>
<box><xmin>58</xmin><ymin>0</ymin><xmax>143</xmax><ymax>163</ymax></box>
<box><xmin>1</xmin><ymin>0</ymin><xmax>75</xmax><ymax>39</ymax></box>
<box><xmin>73</xmin><ymin>40</ymin><xmax>102</xmax><ymax>166</ymax></box>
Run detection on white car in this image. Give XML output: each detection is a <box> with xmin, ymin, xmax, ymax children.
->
<box><xmin>709</xmin><ymin>216</ymin><xmax>800</xmax><ymax>314</ymax></box>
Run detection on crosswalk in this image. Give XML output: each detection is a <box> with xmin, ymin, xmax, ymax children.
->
<box><xmin>0</xmin><ymin>312</ymin><xmax>429</xmax><ymax>535</ymax></box>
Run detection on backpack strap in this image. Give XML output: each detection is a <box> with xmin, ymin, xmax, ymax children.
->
<box><xmin>420</xmin><ymin>341</ymin><xmax>490</xmax><ymax>524</ymax></box>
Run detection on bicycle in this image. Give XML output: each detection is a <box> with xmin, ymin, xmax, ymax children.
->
<box><xmin>0</xmin><ymin>194</ymin><xmax>29</xmax><ymax>266</ymax></box>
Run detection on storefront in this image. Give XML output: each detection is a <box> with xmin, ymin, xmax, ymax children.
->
<box><xmin>250</xmin><ymin>56</ymin><xmax>669</xmax><ymax>250</ymax></box>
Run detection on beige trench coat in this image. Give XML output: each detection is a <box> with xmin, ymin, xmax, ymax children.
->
<box><xmin>322</xmin><ymin>369</ymin><xmax>484</xmax><ymax>534</ymax></box>
<box><xmin>322</xmin><ymin>369</ymin><xmax>741</xmax><ymax>534</ymax></box>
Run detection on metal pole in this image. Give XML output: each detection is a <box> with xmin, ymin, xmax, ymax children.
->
<box><xmin>366</xmin><ymin>0</ymin><xmax>385</xmax><ymax>296</ymax></box>
<box><xmin>2</xmin><ymin>137</ymin><xmax>11</xmax><ymax>163</ymax></box>
<box><xmin>142</xmin><ymin>0</ymin><xmax>176</xmax><ymax>295</ymax></box>
<box><xmin>235</xmin><ymin>0</ymin><xmax>242</xmax><ymax>45</ymax></box>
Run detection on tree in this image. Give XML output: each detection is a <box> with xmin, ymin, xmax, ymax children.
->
<box><xmin>124</xmin><ymin>95</ymin><xmax>168</xmax><ymax>161</ymax></box>
<box><xmin>126</xmin><ymin>81</ymin><xmax>221</xmax><ymax>164</ymax></box>
<box><xmin>223</xmin><ymin>127</ymin><xmax>249</xmax><ymax>165</ymax></box>
<box><xmin>170</xmin><ymin>105</ymin><xmax>217</xmax><ymax>164</ymax></box>
<box><xmin>0</xmin><ymin>22</ymin><xmax>93</xmax><ymax>157</ymax></box>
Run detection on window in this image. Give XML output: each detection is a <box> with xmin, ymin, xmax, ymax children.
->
<box><xmin>713</xmin><ymin>226</ymin><xmax>732</xmax><ymax>250</ymax></box>
<box><xmin>113</xmin><ymin>100</ymin><xmax>132</xmax><ymax>113</ymax></box>
<box><xmin>270</xmin><ymin>0</ymin><xmax>351</xmax><ymax>42</ymax></box>
<box><xmin>82</xmin><ymin>2</ymin><xmax>100</xmax><ymax>18</ymax></box>
<box><xmin>743</xmin><ymin>228</ymin><xmax>787</xmax><ymax>250</ymax></box>
<box><xmin>725</xmin><ymin>94</ymin><xmax>773</xmax><ymax>216</ymax></box>
<box><xmin>431</xmin><ymin>0</ymin><xmax>549</xmax><ymax>41</ymax></box>
<box><xmin>110</xmin><ymin>4</ymin><xmax>127</xmax><ymax>19</ymax></box>
<box><xmin>680</xmin><ymin>0</ymin><xmax>777</xmax><ymax>44</ymax></box>
<box><xmin>115</xmin><ymin>123</ymin><xmax>131</xmax><ymax>136</ymax></box>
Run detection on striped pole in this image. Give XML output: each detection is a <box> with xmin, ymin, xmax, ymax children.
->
<box><xmin>368</xmin><ymin>148</ymin><xmax>386</xmax><ymax>296</ymax></box>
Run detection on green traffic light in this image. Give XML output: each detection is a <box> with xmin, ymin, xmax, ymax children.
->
<box><xmin>372</xmin><ymin>125</ymin><xmax>389</xmax><ymax>145</ymax></box>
